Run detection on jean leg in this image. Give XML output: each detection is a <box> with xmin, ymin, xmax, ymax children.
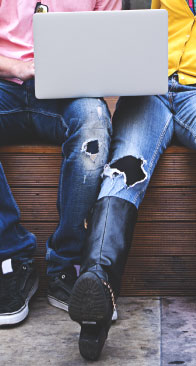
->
<box><xmin>46</xmin><ymin>98</ymin><xmax>112</xmax><ymax>275</ymax></box>
<box><xmin>0</xmin><ymin>81</ymin><xmax>37</xmax><ymax>261</ymax></box>
<box><xmin>99</xmin><ymin>95</ymin><xmax>174</xmax><ymax>208</ymax></box>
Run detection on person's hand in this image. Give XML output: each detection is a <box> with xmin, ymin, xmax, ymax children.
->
<box><xmin>13</xmin><ymin>60</ymin><xmax>35</xmax><ymax>81</ymax></box>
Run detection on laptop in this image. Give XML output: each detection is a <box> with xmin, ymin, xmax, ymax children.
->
<box><xmin>33</xmin><ymin>10</ymin><xmax>168</xmax><ymax>99</ymax></box>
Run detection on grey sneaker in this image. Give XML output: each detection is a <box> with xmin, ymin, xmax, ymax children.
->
<box><xmin>0</xmin><ymin>258</ymin><xmax>39</xmax><ymax>326</ymax></box>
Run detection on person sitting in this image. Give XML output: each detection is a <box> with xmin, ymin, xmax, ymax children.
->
<box><xmin>0</xmin><ymin>0</ymin><xmax>121</xmax><ymax>326</ymax></box>
<box><xmin>69</xmin><ymin>0</ymin><xmax>196</xmax><ymax>360</ymax></box>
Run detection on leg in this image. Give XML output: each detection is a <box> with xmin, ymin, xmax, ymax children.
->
<box><xmin>0</xmin><ymin>80</ymin><xmax>39</xmax><ymax>325</ymax></box>
<box><xmin>0</xmin><ymin>81</ymin><xmax>37</xmax><ymax>262</ymax></box>
<box><xmin>173</xmin><ymin>82</ymin><xmax>196</xmax><ymax>150</ymax></box>
<box><xmin>45</xmin><ymin>97</ymin><xmax>111</xmax><ymax>311</ymax></box>
<box><xmin>69</xmin><ymin>94</ymin><xmax>174</xmax><ymax>360</ymax></box>
<box><xmin>10</xmin><ymin>80</ymin><xmax>111</xmax><ymax>313</ymax></box>
<box><xmin>81</xmin><ymin>94</ymin><xmax>174</xmax><ymax>292</ymax></box>
<box><xmin>46</xmin><ymin>97</ymin><xmax>112</xmax><ymax>275</ymax></box>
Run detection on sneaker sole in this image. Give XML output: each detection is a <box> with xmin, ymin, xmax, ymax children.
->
<box><xmin>0</xmin><ymin>277</ymin><xmax>39</xmax><ymax>326</ymax></box>
<box><xmin>48</xmin><ymin>295</ymin><xmax>68</xmax><ymax>312</ymax></box>
<box><xmin>69</xmin><ymin>272</ymin><xmax>108</xmax><ymax>325</ymax></box>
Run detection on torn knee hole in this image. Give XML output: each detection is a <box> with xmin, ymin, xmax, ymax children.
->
<box><xmin>86</xmin><ymin>140</ymin><xmax>99</xmax><ymax>154</ymax></box>
<box><xmin>81</xmin><ymin>140</ymin><xmax>99</xmax><ymax>161</ymax></box>
<box><xmin>110</xmin><ymin>156</ymin><xmax>146</xmax><ymax>186</ymax></box>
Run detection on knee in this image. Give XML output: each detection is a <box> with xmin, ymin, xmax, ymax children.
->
<box><xmin>80</xmin><ymin>134</ymin><xmax>111</xmax><ymax>170</ymax></box>
<box><xmin>70</xmin><ymin>98</ymin><xmax>112</xmax><ymax>132</ymax></box>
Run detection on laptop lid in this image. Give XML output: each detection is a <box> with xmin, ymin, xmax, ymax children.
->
<box><xmin>33</xmin><ymin>10</ymin><xmax>168</xmax><ymax>99</ymax></box>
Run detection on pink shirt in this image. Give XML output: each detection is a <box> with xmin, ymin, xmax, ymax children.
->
<box><xmin>0</xmin><ymin>0</ymin><xmax>121</xmax><ymax>82</ymax></box>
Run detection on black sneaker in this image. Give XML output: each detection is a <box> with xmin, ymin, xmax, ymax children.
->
<box><xmin>68</xmin><ymin>271</ymin><xmax>115</xmax><ymax>361</ymax></box>
<box><xmin>0</xmin><ymin>258</ymin><xmax>39</xmax><ymax>326</ymax></box>
<box><xmin>48</xmin><ymin>266</ymin><xmax>77</xmax><ymax>312</ymax></box>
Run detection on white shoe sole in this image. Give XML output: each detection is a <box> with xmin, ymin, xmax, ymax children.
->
<box><xmin>0</xmin><ymin>277</ymin><xmax>39</xmax><ymax>326</ymax></box>
<box><xmin>48</xmin><ymin>295</ymin><xmax>68</xmax><ymax>312</ymax></box>
<box><xmin>48</xmin><ymin>295</ymin><xmax>118</xmax><ymax>321</ymax></box>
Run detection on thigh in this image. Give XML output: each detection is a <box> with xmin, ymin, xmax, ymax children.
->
<box><xmin>110</xmin><ymin>95</ymin><xmax>173</xmax><ymax>173</ymax></box>
<box><xmin>30</xmin><ymin>92</ymin><xmax>111</xmax><ymax>147</ymax></box>
<box><xmin>60</xmin><ymin>97</ymin><xmax>111</xmax><ymax>132</ymax></box>
<box><xmin>174</xmin><ymin>86</ymin><xmax>196</xmax><ymax>150</ymax></box>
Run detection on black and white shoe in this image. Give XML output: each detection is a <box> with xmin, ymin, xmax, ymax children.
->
<box><xmin>68</xmin><ymin>271</ymin><xmax>116</xmax><ymax>361</ymax></box>
<box><xmin>47</xmin><ymin>267</ymin><xmax>77</xmax><ymax>312</ymax></box>
<box><xmin>0</xmin><ymin>258</ymin><xmax>39</xmax><ymax>326</ymax></box>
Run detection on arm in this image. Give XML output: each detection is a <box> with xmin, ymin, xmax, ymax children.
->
<box><xmin>94</xmin><ymin>0</ymin><xmax>122</xmax><ymax>11</ymax></box>
<box><xmin>151</xmin><ymin>0</ymin><xmax>161</xmax><ymax>9</ymax></box>
<box><xmin>0</xmin><ymin>55</ymin><xmax>34</xmax><ymax>81</ymax></box>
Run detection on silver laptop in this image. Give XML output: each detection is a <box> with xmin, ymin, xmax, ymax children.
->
<box><xmin>33</xmin><ymin>10</ymin><xmax>168</xmax><ymax>99</ymax></box>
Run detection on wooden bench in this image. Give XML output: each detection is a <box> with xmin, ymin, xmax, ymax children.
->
<box><xmin>0</xmin><ymin>97</ymin><xmax>196</xmax><ymax>296</ymax></box>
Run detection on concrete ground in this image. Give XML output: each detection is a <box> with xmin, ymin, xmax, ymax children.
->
<box><xmin>1</xmin><ymin>296</ymin><xmax>196</xmax><ymax>366</ymax></box>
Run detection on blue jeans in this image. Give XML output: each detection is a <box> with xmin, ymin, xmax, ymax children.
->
<box><xmin>0</xmin><ymin>79</ymin><xmax>112</xmax><ymax>275</ymax></box>
<box><xmin>99</xmin><ymin>75</ymin><xmax>196</xmax><ymax>207</ymax></box>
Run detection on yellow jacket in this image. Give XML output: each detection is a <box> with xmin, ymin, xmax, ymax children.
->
<box><xmin>151</xmin><ymin>0</ymin><xmax>196</xmax><ymax>84</ymax></box>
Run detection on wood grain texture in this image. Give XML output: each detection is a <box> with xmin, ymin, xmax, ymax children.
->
<box><xmin>10</xmin><ymin>187</ymin><xmax>196</xmax><ymax>222</ymax></box>
<box><xmin>121</xmin><ymin>256</ymin><xmax>196</xmax><ymax>296</ymax></box>
<box><xmin>34</xmin><ymin>255</ymin><xmax>196</xmax><ymax>296</ymax></box>
<box><xmin>0</xmin><ymin>151</ymin><xmax>196</xmax><ymax>187</ymax></box>
<box><xmin>27</xmin><ymin>222</ymin><xmax>196</xmax><ymax>256</ymax></box>
<box><xmin>0</xmin><ymin>144</ymin><xmax>192</xmax><ymax>154</ymax></box>
<box><xmin>0</xmin><ymin>95</ymin><xmax>196</xmax><ymax>296</ymax></box>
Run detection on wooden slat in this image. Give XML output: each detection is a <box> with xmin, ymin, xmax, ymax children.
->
<box><xmin>0</xmin><ymin>144</ymin><xmax>192</xmax><ymax>154</ymax></box>
<box><xmin>121</xmin><ymin>256</ymin><xmax>196</xmax><ymax>296</ymax></box>
<box><xmin>0</xmin><ymin>151</ymin><xmax>196</xmax><ymax>187</ymax></box>
<box><xmin>27</xmin><ymin>222</ymin><xmax>196</xmax><ymax>257</ymax></box>
<box><xmin>164</xmin><ymin>146</ymin><xmax>195</xmax><ymax>154</ymax></box>
<box><xmin>138</xmin><ymin>187</ymin><xmax>196</xmax><ymax>221</ymax></box>
<box><xmin>34</xmin><ymin>256</ymin><xmax>196</xmax><ymax>297</ymax></box>
<box><xmin>24</xmin><ymin>222</ymin><xmax>57</xmax><ymax>255</ymax></box>
<box><xmin>0</xmin><ymin>154</ymin><xmax>61</xmax><ymax>186</ymax></box>
<box><xmin>12</xmin><ymin>187</ymin><xmax>58</xmax><ymax>221</ymax></box>
<box><xmin>150</xmin><ymin>153</ymin><xmax>196</xmax><ymax>186</ymax></box>
<box><xmin>105</xmin><ymin>96</ymin><xmax>118</xmax><ymax>115</ymax></box>
<box><xmin>11</xmin><ymin>187</ymin><xmax>196</xmax><ymax>222</ymax></box>
<box><xmin>131</xmin><ymin>222</ymin><xmax>196</xmax><ymax>256</ymax></box>
<box><xmin>0</xmin><ymin>145</ymin><xmax>61</xmax><ymax>154</ymax></box>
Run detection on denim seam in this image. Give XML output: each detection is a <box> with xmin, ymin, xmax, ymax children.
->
<box><xmin>174</xmin><ymin>115</ymin><xmax>196</xmax><ymax>140</ymax></box>
<box><xmin>0</xmin><ymin>109</ymin><xmax>24</xmax><ymax>114</ymax></box>
<box><xmin>1</xmin><ymin>108</ymin><xmax>68</xmax><ymax>128</ymax></box>
<box><xmin>132</xmin><ymin>114</ymin><xmax>173</xmax><ymax>206</ymax></box>
<box><xmin>26</xmin><ymin>109</ymin><xmax>61</xmax><ymax>117</ymax></box>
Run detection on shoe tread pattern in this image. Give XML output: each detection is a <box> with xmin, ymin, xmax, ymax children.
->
<box><xmin>69</xmin><ymin>272</ymin><xmax>108</xmax><ymax>324</ymax></box>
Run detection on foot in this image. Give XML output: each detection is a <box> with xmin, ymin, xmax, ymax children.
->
<box><xmin>48</xmin><ymin>267</ymin><xmax>77</xmax><ymax>311</ymax></box>
<box><xmin>0</xmin><ymin>258</ymin><xmax>39</xmax><ymax>326</ymax></box>
<box><xmin>68</xmin><ymin>271</ymin><xmax>115</xmax><ymax>361</ymax></box>
<box><xmin>48</xmin><ymin>267</ymin><xmax>118</xmax><ymax>321</ymax></box>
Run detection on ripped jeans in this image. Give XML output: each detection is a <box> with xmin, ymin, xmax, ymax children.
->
<box><xmin>0</xmin><ymin>78</ymin><xmax>112</xmax><ymax>275</ymax></box>
<box><xmin>98</xmin><ymin>75</ymin><xmax>196</xmax><ymax>208</ymax></box>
